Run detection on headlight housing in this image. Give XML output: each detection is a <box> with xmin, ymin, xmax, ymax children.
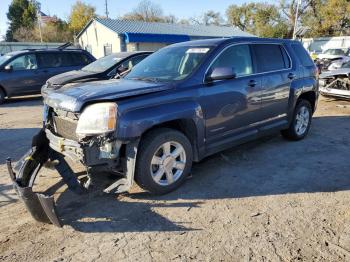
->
<box><xmin>76</xmin><ymin>103</ymin><xmax>117</xmax><ymax>138</ymax></box>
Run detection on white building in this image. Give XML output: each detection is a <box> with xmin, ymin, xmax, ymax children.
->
<box><xmin>76</xmin><ymin>18</ymin><xmax>252</xmax><ymax>58</ymax></box>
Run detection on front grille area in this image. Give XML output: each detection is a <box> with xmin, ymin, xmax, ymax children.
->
<box><xmin>53</xmin><ymin>116</ymin><xmax>78</xmax><ymax>141</ymax></box>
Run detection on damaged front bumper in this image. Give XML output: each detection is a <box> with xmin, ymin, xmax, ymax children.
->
<box><xmin>7</xmin><ymin>164</ymin><xmax>61</xmax><ymax>227</ymax></box>
<box><xmin>6</xmin><ymin>129</ymin><xmax>139</xmax><ymax>227</ymax></box>
<box><xmin>6</xmin><ymin>129</ymin><xmax>62</xmax><ymax>226</ymax></box>
<box><xmin>319</xmin><ymin>78</ymin><xmax>350</xmax><ymax>99</ymax></box>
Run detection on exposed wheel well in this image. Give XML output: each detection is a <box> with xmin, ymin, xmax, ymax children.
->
<box><xmin>298</xmin><ymin>91</ymin><xmax>316</xmax><ymax>112</ymax></box>
<box><xmin>140</xmin><ymin>119</ymin><xmax>199</xmax><ymax>161</ymax></box>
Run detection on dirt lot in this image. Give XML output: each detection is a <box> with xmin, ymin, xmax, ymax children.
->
<box><xmin>0</xmin><ymin>95</ymin><xmax>350</xmax><ymax>261</ymax></box>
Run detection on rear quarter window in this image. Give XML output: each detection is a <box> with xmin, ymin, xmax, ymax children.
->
<box><xmin>291</xmin><ymin>44</ymin><xmax>314</xmax><ymax>67</ymax></box>
<box><xmin>252</xmin><ymin>44</ymin><xmax>290</xmax><ymax>73</ymax></box>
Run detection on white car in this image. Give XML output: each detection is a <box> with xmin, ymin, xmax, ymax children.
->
<box><xmin>318</xmin><ymin>48</ymin><xmax>350</xmax><ymax>60</ymax></box>
<box><xmin>319</xmin><ymin>62</ymin><xmax>350</xmax><ymax>99</ymax></box>
<box><xmin>316</xmin><ymin>48</ymin><xmax>350</xmax><ymax>71</ymax></box>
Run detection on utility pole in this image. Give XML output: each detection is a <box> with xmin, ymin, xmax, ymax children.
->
<box><xmin>105</xmin><ymin>0</ymin><xmax>109</xmax><ymax>18</ymax></box>
<box><xmin>37</xmin><ymin>9</ymin><xmax>43</xmax><ymax>42</ymax></box>
<box><xmin>293</xmin><ymin>0</ymin><xmax>301</xmax><ymax>40</ymax></box>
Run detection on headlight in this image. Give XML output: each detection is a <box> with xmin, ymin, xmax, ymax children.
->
<box><xmin>76</xmin><ymin>103</ymin><xmax>116</xmax><ymax>138</ymax></box>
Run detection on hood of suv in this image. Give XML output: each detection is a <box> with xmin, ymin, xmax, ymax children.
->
<box><xmin>318</xmin><ymin>54</ymin><xmax>345</xmax><ymax>60</ymax></box>
<box><xmin>44</xmin><ymin>79</ymin><xmax>173</xmax><ymax>112</ymax></box>
<box><xmin>47</xmin><ymin>70</ymin><xmax>101</xmax><ymax>86</ymax></box>
<box><xmin>319</xmin><ymin>68</ymin><xmax>350</xmax><ymax>79</ymax></box>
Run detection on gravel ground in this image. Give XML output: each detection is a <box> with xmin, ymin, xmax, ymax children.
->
<box><xmin>0</xmin><ymin>95</ymin><xmax>350</xmax><ymax>262</ymax></box>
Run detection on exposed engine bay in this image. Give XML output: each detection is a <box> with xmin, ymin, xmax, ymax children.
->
<box><xmin>319</xmin><ymin>71</ymin><xmax>350</xmax><ymax>99</ymax></box>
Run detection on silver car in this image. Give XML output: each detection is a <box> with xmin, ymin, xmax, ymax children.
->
<box><xmin>319</xmin><ymin>61</ymin><xmax>350</xmax><ymax>99</ymax></box>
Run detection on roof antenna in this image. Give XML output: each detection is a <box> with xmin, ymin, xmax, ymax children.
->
<box><xmin>105</xmin><ymin>0</ymin><xmax>109</xmax><ymax>18</ymax></box>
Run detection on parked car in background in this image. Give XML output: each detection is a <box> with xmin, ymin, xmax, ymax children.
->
<box><xmin>0</xmin><ymin>46</ymin><xmax>95</xmax><ymax>104</ymax></box>
<box><xmin>316</xmin><ymin>48</ymin><xmax>350</xmax><ymax>72</ymax></box>
<box><xmin>319</xmin><ymin>61</ymin><xmax>350</xmax><ymax>99</ymax></box>
<box><xmin>41</xmin><ymin>51</ymin><xmax>152</xmax><ymax>97</ymax></box>
<box><xmin>7</xmin><ymin>37</ymin><xmax>319</xmax><ymax>226</ymax></box>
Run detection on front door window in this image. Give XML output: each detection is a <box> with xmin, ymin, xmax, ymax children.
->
<box><xmin>8</xmin><ymin>54</ymin><xmax>38</xmax><ymax>70</ymax></box>
<box><xmin>210</xmin><ymin>44</ymin><xmax>253</xmax><ymax>77</ymax></box>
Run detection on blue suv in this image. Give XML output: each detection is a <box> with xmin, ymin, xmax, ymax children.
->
<box><xmin>7</xmin><ymin>37</ymin><xmax>318</xmax><ymax>226</ymax></box>
<box><xmin>0</xmin><ymin>47</ymin><xmax>95</xmax><ymax>103</ymax></box>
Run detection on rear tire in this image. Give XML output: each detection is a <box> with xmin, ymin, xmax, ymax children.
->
<box><xmin>135</xmin><ymin>128</ymin><xmax>193</xmax><ymax>195</ymax></box>
<box><xmin>0</xmin><ymin>89</ymin><xmax>5</xmax><ymax>104</ymax></box>
<box><xmin>281</xmin><ymin>99</ymin><xmax>312</xmax><ymax>141</ymax></box>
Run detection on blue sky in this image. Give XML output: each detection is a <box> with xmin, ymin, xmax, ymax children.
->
<box><xmin>0</xmin><ymin>0</ymin><xmax>271</xmax><ymax>39</ymax></box>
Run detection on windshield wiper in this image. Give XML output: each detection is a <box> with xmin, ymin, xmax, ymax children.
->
<box><xmin>130</xmin><ymin>77</ymin><xmax>160</xmax><ymax>83</ymax></box>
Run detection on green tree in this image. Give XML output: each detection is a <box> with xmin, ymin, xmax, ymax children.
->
<box><xmin>68</xmin><ymin>0</ymin><xmax>96</xmax><ymax>35</ymax></box>
<box><xmin>226</xmin><ymin>3</ymin><xmax>289</xmax><ymax>38</ymax></box>
<box><xmin>6</xmin><ymin>0</ymin><xmax>38</xmax><ymax>41</ymax></box>
<box><xmin>13</xmin><ymin>19</ymin><xmax>73</xmax><ymax>42</ymax></box>
<box><xmin>318</xmin><ymin>0</ymin><xmax>350</xmax><ymax>36</ymax></box>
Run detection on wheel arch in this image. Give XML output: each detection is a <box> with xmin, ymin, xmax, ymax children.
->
<box><xmin>140</xmin><ymin>118</ymin><xmax>200</xmax><ymax>161</ymax></box>
<box><xmin>298</xmin><ymin>91</ymin><xmax>317</xmax><ymax>113</ymax></box>
<box><xmin>117</xmin><ymin>101</ymin><xmax>206</xmax><ymax>161</ymax></box>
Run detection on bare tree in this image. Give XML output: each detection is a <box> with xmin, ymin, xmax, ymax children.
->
<box><xmin>122</xmin><ymin>0</ymin><xmax>164</xmax><ymax>22</ymax></box>
<box><xmin>202</xmin><ymin>10</ymin><xmax>224</xmax><ymax>26</ymax></box>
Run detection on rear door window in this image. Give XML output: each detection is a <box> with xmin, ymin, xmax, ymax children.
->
<box><xmin>210</xmin><ymin>44</ymin><xmax>253</xmax><ymax>77</ymax></box>
<box><xmin>291</xmin><ymin>44</ymin><xmax>314</xmax><ymax>67</ymax></box>
<box><xmin>37</xmin><ymin>52</ymin><xmax>71</xmax><ymax>68</ymax></box>
<box><xmin>252</xmin><ymin>44</ymin><xmax>289</xmax><ymax>73</ymax></box>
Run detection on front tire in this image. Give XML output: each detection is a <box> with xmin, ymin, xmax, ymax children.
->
<box><xmin>135</xmin><ymin>128</ymin><xmax>193</xmax><ymax>195</ymax></box>
<box><xmin>281</xmin><ymin>99</ymin><xmax>312</xmax><ymax>141</ymax></box>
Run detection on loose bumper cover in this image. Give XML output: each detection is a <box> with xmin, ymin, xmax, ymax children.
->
<box><xmin>6</xmin><ymin>129</ymin><xmax>85</xmax><ymax>227</ymax></box>
<box><xmin>6</xmin><ymin>129</ymin><xmax>139</xmax><ymax>227</ymax></box>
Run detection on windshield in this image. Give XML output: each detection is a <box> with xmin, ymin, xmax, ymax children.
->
<box><xmin>0</xmin><ymin>55</ymin><xmax>13</xmax><ymax>66</ymax></box>
<box><xmin>324</xmin><ymin>49</ymin><xmax>347</xmax><ymax>56</ymax></box>
<box><xmin>341</xmin><ymin>61</ymin><xmax>350</xmax><ymax>68</ymax></box>
<box><xmin>82</xmin><ymin>54</ymin><xmax>122</xmax><ymax>73</ymax></box>
<box><xmin>125</xmin><ymin>46</ymin><xmax>212</xmax><ymax>82</ymax></box>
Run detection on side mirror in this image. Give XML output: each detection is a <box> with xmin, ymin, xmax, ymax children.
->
<box><xmin>205</xmin><ymin>67</ymin><xmax>236</xmax><ymax>82</ymax></box>
<box><xmin>4</xmin><ymin>65</ymin><xmax>13</xmax><ymax>72</ymax></box>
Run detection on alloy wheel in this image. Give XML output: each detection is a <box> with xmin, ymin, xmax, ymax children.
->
<box><xmin>294</xmin><ymin>105</ymin><xmax>310</xmax><ymax>136</ymax></box>
<box><xmin>150</xmin><ymin>141</ymin><xmax>186</xmax><ymax>186</ymax></box>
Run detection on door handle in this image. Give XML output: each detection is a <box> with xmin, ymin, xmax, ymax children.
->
<box><xmin>42</xmin><ymin>70</ymin><xmax>49</xmax><ymax>73</ymax></box>
<box><xmin>248</xmin><ymin>80</ymin><xmax>257</xmax><ymax>87</ymax></box>
<box><xmin>288</xmin><ymin>73</ymin><xmax>296</xmax><ymax>79</ymax></box>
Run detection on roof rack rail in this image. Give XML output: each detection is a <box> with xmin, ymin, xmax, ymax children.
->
<box><xmin>58</xmin><ymin>42</ymin><xmax>73</xmax><ymax>49</ymax></box>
